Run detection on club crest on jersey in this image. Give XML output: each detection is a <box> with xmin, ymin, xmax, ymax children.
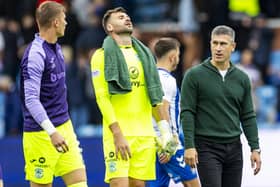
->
<box><xmin>108</xmin><ymin>161</ymin><xmax>117</xmax><ymax>173</ymax></box>
<box><xmin>129</xmin><ymin>66</ymin><xmax>139</xmax><ymax>79</ymax></box>
<box><xmin>34</xmin><ymin>168</ymin><xmax>44</xmax><ymax>179</ymax></box>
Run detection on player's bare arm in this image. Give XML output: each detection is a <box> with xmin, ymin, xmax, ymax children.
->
<box><xmin>109</xmin><ymin>122</ymin><xmax>131</xmax><ymax>160</ymax></box>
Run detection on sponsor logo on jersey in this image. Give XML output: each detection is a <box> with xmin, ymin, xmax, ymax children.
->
<box><xmin>39</xmin><ymin>157</ymin><xmax>46</xmax><ymax>164</ymax></box>
<box><xmin>176</xmin><ymin>155</ymin><xmax>186</xmax><ymax>168</ymax></box>
<box><xmin>92</xmin><ymin>70</ymin><xmax>100</xmax><ymax>77</ymax></box>
<box><xmin>109</xmin><ymin>151</ymin><xmax>115</xmax><ymax>158</ymax></box>
<box><xmin>50</xmin><ymin>72</ymin><xmax>65</xmax><ymax>82</ymax></box>
<box><xmin>50</xmin><ymin>57</ymin><xmax>56</xmax><ymax>69</ymax></box>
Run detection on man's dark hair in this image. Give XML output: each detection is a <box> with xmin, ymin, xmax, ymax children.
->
<box><xmin>211</xmin><ymin>25</ymin><xmax>235</xmax><ymax>42</ymax></box>
<box><xmin>102</xmin><ymin>7</ymin><xmax>127</xmax><ymax>34</ymax></box>
<box><xmin>154</xmin><ymin>37</ymin><xmax>180</xmax><ymax>59</ymax></box>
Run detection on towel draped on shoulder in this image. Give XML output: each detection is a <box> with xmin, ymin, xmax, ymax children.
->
<box><xmin>102</xmin><ymin>36</ymin><xmax>163</xmax><ymax>106</ymax></box>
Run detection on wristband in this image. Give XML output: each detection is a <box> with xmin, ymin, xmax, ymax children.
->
<box><xmin>157</xmin><ymin>120</ymin><xmax>172</xmax><ymax>144</ymax></box>
<box><xmin>40</xmin><ymin>119</ymin><xmax>57</xmax><ymax>135</ymax></box>
<box><xmin>158</xmin><ymin>120</ymin><xmax>171</xmax><ymax>133</ymax></box>
<box><xmin>252</xmin><ymin>149</ymin><xmax>261</xmax><ymax>154</ymax></box>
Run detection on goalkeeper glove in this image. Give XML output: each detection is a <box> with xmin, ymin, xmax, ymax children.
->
<box><xmin>155</xmin><ymin>135</ymin><xmax>178</xmax><ymax>158</ymax></box>
<box><xmin>157</xmin><ymin>120</ymin><xmax>178</xmax><ymax>156</ymax></box>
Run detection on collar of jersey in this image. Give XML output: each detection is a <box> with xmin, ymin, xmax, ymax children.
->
<box><xmin>119</xmin><ymin>45</ymin><xmax>132</xmax><ymax>49</ymax></box>
<box><xmin>158</xmin><ymin>67</ymin><xmax>171</xmax><ymax>75</ymax></box>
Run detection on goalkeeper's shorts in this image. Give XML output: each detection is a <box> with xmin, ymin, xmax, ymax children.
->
<box><xmin>103</xmin><ymin>136</ymin><xmax>156</xmax><ymax>183</ymax></box>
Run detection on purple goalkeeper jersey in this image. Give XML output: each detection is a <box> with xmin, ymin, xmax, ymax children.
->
<box><xmin>20</xmin><ymin>34</ymin><xmax>69</xmax><ymax>132</ymax></box>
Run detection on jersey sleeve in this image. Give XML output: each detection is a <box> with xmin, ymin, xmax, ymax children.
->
<box><xmin>159</xmin><ymin>72</ymin><xmax>178</xmax><ymax>134</ymax></box>
<box><xmin>90</xmin><ymin>49</ymin><xmax>117</xmax><ymax>127</ymax></box>
<box><xmin>160</xmin><ymin>73</ymin><xmax>176</xmax><ymax>103</ymax></box>
<box><xmin>23</xmin><ymin>50</ymin><xmax>49</xmax><ymax>124</ymax></box>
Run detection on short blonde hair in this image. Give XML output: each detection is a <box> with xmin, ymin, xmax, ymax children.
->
<box><xmin>36</xmin><ymin>1</ymin><xmax>65</xmax><ymax>29</ymax></box>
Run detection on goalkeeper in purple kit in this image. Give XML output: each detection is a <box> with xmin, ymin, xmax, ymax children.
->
<box><xmin>20</xmin><ymin>1</ymin><xmax>88</xmax><ymax>187</ymax></box>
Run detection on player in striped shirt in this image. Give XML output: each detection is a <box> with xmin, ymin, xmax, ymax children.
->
<box><xmin>150</xmin><ymin>37</ymin><xmax>201</xmax><ymax>187</ymax></box>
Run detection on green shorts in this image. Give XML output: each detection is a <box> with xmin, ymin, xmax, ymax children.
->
<box><xmin>23</xmin><ymin>120</ymin><xmax>85</xmax><ymax>184</ymax></box>
<box><xmin>104</xmin><ymin>136</ymin><xmax>156</xmax><ymax>183</ymax></box>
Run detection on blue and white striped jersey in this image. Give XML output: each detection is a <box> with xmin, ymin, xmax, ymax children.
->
<box><xmin>154</xmin><ymin>68</ymin><xmax>184</xmax><ymax>150</ymax></box>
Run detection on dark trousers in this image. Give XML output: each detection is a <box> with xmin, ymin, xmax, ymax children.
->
<box><xmin>196</xmin><ymin>139</ymin><xmax>243</xmax><ymax>187</ymax></box>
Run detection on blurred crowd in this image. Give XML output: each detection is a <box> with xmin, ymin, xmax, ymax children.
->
<box><xmin>0</xmin><ymin>0</ymin><xmax>280</xmax><ymax>138</ymax></box>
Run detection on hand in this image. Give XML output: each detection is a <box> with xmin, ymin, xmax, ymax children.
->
<box><xmin>113</xmin><ymin>131</ymin><xmax>131</xmax><ymax>161</ymax></box>
<box><xmin>184</xmin><ymin>148</ymin><xmax>198</xmax><ymax>168</ymax></box>
<box><xmin>50</xmin><ymin>131</ymin><xmax>69</xmax><ymax>153</ymax></box>
<box><xmin>155</xmin><ymin>136</ymin><xmax>177</xmax><ymax>163</ymax></box>
<box><xmin>163</xmin><ymin>134</ymin><xmax>178</xmax><ymax>156</ymax></box>
<box><xmin>251</xmin><ymin>151</ymin><xmax>261</xmax><ymax>175</ymax></box>
<box><xmin>158</xmin><ymin>152</ymin><xmax>170</xmax><ymax>164</ymax></box>
<box><xmin>157</xmin><ymin>120</ymin><xmax>174</xmax><ymax>149</ymax></box>
<box><xmin>155</xmin><ymin>136</ymin><xmax>170</xmax><ymax>163</ymax></box>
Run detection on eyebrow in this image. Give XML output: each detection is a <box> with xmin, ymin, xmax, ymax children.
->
<box><xmin>211</xmin><ymin>39</ymin><xmax>233</xmax><ymax>44</ymax></box>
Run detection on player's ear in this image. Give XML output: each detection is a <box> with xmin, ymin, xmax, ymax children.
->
<box><xmin>231</xmin><ymin>42</ymin><xmax>236</xmax><ymax>52</ymax></box>
<box><xmin>53</xmin><ymin>18</ymin><xmax>58</xmax><ymax>27</ymax></box>
<box><xmin>169</xmin><ymin>51</ymin><xmax>176</xmax><ymax>63</ymax></box>
<box><xmin>107</xmin><ymin>23</ymin><xmax>113</xmax><ymax>32</ymax></box>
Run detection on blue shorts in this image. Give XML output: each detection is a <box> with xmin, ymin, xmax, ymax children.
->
<box><xmin>148</xmin><ymin>149</ymin><xmax>198</xmax><ymax>187</ymax></box>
